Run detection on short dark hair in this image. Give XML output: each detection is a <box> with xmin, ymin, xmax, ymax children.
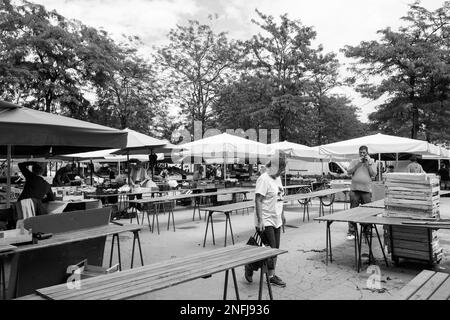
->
<box><xmin>410</xmin><ymin>155</ymin><xmax>418</xmax><ymax>162</ymax></box>
<box><xmin>359</xmin><ymin>145</ymin><xmax>368</xmax><ymax>152</ymax></box>
<box><xmin>388</xmin><ymin>165</ymin><xmax>394</xmax><ymax>169</ymax></box>
<box><xmin>32</xmin><ymin>163</ymin><xmax>44</xmax><ymax>175</ymax></box>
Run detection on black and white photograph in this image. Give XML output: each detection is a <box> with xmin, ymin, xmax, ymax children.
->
<box><xmin>0</xmin><ymin>0</ymin><xmax>450</xmax><ymax>310</ymax></box>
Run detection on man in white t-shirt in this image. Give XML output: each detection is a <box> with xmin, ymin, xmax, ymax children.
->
<box><xmin>244</xmin><ymin>152</ymin><xmax>287</xmax><ymax>287</ymax></box>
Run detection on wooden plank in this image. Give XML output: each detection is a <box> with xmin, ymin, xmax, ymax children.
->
<box><xmin>429</xmin><ymin>276</ymin><xmax>450</xmax><ymax>300</ymax></box>
<box><xmin>37</xmin><ymin>246</ymin><xmax>287</xmax><ymax>300</ymax></box>
<box><xmin>396</xmin><ymin>270</ymin><xmax>436</xmax><ymax>300</ymax></box>
<box><xmin>44</xmin><ymin>246</ymin><xmax>272</xmax><ymax>299</ymax></box>
<box><xmin>410</xmin><ymin>272</ymin><xmax>450</xmax><ymax>300</ymax></box>
<box><xmin>392</xmin><ymin>239</ymin><xmax>431</xmax><ymax>251</ymax></box>
<box><xmin>9</xmin><ymin>224</ymin><xmax>143</xmax><ymax>254</ymax></box>
<box><xmin>40</xmin><ymin>251</ymin><xmax>277</xmax><ymax>300</ymax></box>
<box><xmin>0</xmin><ymin>243</ymin><xmax>17</xmax><ymax>253</ymax></box>
<box><xmin>37</xmin><ymin>245</ymin><xmax>260</xmax><ymax>296</ymax></box>
<box><xmin>391</xmin><ymin>232</ymin><xmax>430</xmax><ymax>241</ymax></box>
<box><xmin>393</xmin><ymin>248</ymin><xmax>431</xmax><ymax>260</ymax></box>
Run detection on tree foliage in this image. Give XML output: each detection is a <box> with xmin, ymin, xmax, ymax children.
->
<box><xmin>344</xmin><ymin>0</ymin><xmax>450</xmax><ymax>141</ymax></box>
<box><xmin>156</xmin><ymin>18</ymin><xmax>242</xmax><ymax>133</ymax></box>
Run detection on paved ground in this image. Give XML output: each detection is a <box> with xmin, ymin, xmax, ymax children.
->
<box><xmin>100</xmin><ymin>196</ymin><xmax>450</xmax><ymax>300</ymax></box>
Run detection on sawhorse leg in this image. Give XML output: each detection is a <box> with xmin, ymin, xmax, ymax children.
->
<box><xmin>258</xmin><ymin>262</ymin><xmax>273</xmax><ymax>300</ymax></box>
<box><xmin>130</xmin><ymin>231</ymin><xmax>145</xmax><ymax>268</ymax></box>
<box><xmin>109</xmin><ymin>233</ymin><xmax>122</xmax><ymax>271</ymax></box>
<box><xmin>325</xmin><ymin>221</ymin><xmax>333</xmax><ymax>265</ymax></box>
<box><xmin>223</xmin><ymin>268</ymin><xmax>240</xmax><ymax>300</ymax></box>
<box><xmin>151</xmin><ymin>203</ymin><xmax>160</xmax><ymax>235</ymax></box>
<box><xmin>167</xmin><ymin>201</ymin><xmax>176</xmax><ymax>232</ymax></box>
<box><xmin>224</xmin><ymin>212</ymin><xmax>235</xmax><ymax>247</ymax></box>
<box><xmin>203</xmin><ymin>211</ymin><xmax>216</xmax><ymax>247</ymax></box>
<box><xmin>0</xmin><ymin>258</ymin><xmax>5</xmax><ymax>300</ymax></box>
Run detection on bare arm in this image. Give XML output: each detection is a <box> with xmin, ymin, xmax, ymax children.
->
<box><xmin>18</xmin><ymin>161</ymin><xmax>35</xmax><ymax>180</ymax></box>
<box><xmin>255</xmin><ymin>193</ymin><xmax>265</xmax><ymax>232</ymax></box>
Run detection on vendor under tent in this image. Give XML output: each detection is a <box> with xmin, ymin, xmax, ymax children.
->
<box><xmin>318</xmin><ymin>133</ymin><xmax>442</xmax><ymax>180</ymax></box>
<box><xmin>111</xmin><ymin>128</ymin><xmax>176</xmax><ymax>183</ymax></box>
<box><xmin>0</xmin><ymin>99</ymin><xmax>127</xmax><ymax>207</ymax></box>
<box><xmin>176</xmin><ymin>133</ymin><xmax>272</xmax><ymax>181</ymax></box>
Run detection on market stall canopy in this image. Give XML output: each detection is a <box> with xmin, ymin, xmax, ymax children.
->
<box><xmin>0</xmin><ymin>100</ymin><xmax>127</xmax><ymax>157</ymax></box>
<box><xmin>50</xmin><ymin>149</ymin><xmax>164</xmax><ymax>162</ymax></box>
<box><xmin>269</xmin><ymin>141</ymin><xmax>351</xmax><ymax>161</ymax></box>
<box><xmin>111</xmin><ymin>128</ymin><xmax>176</xmax><ymax>155</ymax></box>
<box><xmin>318</xmin><ymin>133</ymin><xmax>441</xmax><ymax>157</ymax></box>
<box><xmin>177</xmin><ymin>132</ymin><xmax>272</xmax><ymax>163</ymax></box>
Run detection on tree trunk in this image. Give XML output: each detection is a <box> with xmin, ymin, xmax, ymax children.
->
<box><xmin>411</xmin><ymin>102</ymin><xmax>419</xmax><ymax>139</ymax></box>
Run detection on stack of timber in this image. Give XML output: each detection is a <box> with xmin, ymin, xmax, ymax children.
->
<box><xmin>384</xmin><ymin>173</ymin><xmax>440</xmax><ymax>219</ymax></box>
<box><xmin>390</xmin><ymin>226</ymin><xmax>444</xmax><ymax>264</ymax></box>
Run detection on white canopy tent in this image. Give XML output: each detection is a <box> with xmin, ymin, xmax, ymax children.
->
<box><xmin>318</xmin><ymin>133</ymin><xmax>442</xmax><ymax>180</ymax></box>
<box><xmin>177</xmin><ymin>133</ymin><xmax>272</xmax><ymax>180</ymax></box>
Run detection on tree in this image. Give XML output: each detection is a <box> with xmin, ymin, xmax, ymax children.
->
<box><xmin>156</xmin><ymin>18</ymin><xmax>242</xmax><ymax>134</ymax></box>
<box><xmin>344</xmin><ymin>1</ymin><xmax>450</xmax><ymax>140</ymax></box>
<box><xmin>240</xmin><ymin>10</ymin><xmax>316</xmax><ymax>141</ymax></box>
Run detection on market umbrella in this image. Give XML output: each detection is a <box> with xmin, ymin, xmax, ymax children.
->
<box><xmin>0</xmin><ymin>100</ymin><xmax>127</xmax><ymax>206</ymax></box>
<box><xmin>111</xmin><ymin>128</ymin><xmax>176</xmax><ymax>183</ymax></box>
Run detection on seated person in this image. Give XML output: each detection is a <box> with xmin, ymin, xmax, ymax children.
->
<box><xmin>17</xmin><ymin>161</ymin><xmax>55</xmax><ymax>216</ymax></box>
<box><xmin>53</xmin><ymin>163</ymin><xmax>75</xmax><ymax>186</ymax></box>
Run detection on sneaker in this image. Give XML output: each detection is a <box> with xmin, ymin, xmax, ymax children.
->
<box><xmin>269</xmin><ymin>275</ymin><xmax>286</xmax><ymax>288</ymax></box>
<box><xmin>244</xmin><ymin>265</ymin><xmax>253</xmax><ymax>283</ymax></box>
<box><xmin>346</xmin><ymin>234</ymin><xmax>355</xmax><ymax>240</ymax></box>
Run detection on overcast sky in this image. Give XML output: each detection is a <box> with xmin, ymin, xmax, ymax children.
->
<box><xmin>32</xmin><ymin>0</ymin><xmax>446</xmax><ymax>122</ymax></box>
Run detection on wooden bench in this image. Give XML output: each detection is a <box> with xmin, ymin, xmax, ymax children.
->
<box><xmin>19</xmin><ymin>245</ymin><xmax>287</xmax><ymax>300</ymax></box>
<box><xmin>396</xmin><ymin>270</ymin><xmax>450</xmax><ymax>300</ymax></box>
<box><xmin>1</xmin><ymin>208</ymin><xmax>144</xmax><ymax>299</ymax></box>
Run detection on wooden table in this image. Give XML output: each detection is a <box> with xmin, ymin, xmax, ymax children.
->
<box><xmin>128</xmin><ymin>188</ymin><xmax>254</xmax><ymax>234</ymax></box>
<box><xmin>284</xmin><ymin>188</ymin><xmax>350</xmax><ymax>221</ymax></box>
<box><xmin>395</xmin><ymin>270</ymin><xmax>450</xmax><ymax>300</ymax></box>
<box><xmin>85</xmin><ymin>192</ymin><xmax>144</xmax><ymax>213</ymax></box>
<box><xmin>0</xmin><ymin>224</ymin><xmax>145</xmax><ymax>299</ymax></box>
<box><xmin>200</xmin><ymin>201</ymin><xmax>255</xmax><ymax>247</ymax></box>
<box><xmin>19</xmin><ymin>245</ymin><xmax>287</xmax><ymax>300</ymax></box>
<box><xmin>316</xmin><ymin>197</ymin><xmax>450</xmax><ymax>272</ymax></box>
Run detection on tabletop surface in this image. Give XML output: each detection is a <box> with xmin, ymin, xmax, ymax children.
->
<box><xmin>128</xmin><ymin>188</ymin><xmax>254</xmax><ymax>204</ymax></box>
<box><xmin>284</xmin><ymin>188</ymin><xmax>349</xmax><ymax>202</ymax></box>
<box><xmin>315</xmin><ymin>196</ymin><xmax>450</xmax><ymax>227</ymax></box>
<box><xmin>0</xmin><ymin>224</ymin><xmax>143</xmax><ymax>255</ymax></box>
<box><xmin>32</xmin><ymin>244</ymin><xmax>287</xmax><ymax>300</ymax></box>
<box><xmin>200</xmin><ymin>200</ymin><xmax>255</xmax><ymax>213</ymax></box>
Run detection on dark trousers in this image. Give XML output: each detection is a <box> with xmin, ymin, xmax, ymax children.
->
<box><xmin>348</xmin><ymin>190</ymin><xmax>372</xmax><ymax>234</ymax></box>
<box><xmin>260</xmin><ymin>226</ymin><xmax>281</xmax><ymax>271</ymax></box>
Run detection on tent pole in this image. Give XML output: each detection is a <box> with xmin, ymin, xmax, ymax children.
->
<box><xmin>90</xmin><ymin>159</ymin><xmax>93</xmax><ymax>186</ymax></box>
<box><xmin>127</xmin><ymin>152</ymin><xmax>130</xmax><ymax>186</ymax></box>
<box><xmin>6</xmin><ymin>145</ymin><xmax>11</xmax><ymax>208</ymax></box>
<box><xmin>396</xmin><ymin>153</ymin><xmax>399</xmax><ymax>171</ymax></box>
<box><xmin>378</xmin><ymin>153</ymin><xmax>381</xmax><ymax>181</ymax></box>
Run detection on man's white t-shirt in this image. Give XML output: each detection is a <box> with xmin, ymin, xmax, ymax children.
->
<box><xmin>254</xmin><ymin>172</ymin><xmax>284</xmax><ymax>228</ymax></box>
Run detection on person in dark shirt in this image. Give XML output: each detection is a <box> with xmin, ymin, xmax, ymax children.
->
<box><xmin>18</xmin><ymin>161</ymin><xmax>54</xmax><ymax>203</ymax></box>
<box><xmin>52</xmin><ymin>163</ymin><xmax>73</xmax><ymax>186</ymax></box>
<box><xmin>437</xmin><ymin>163</ymin><xmax>450</xmax><ymax>190</ymax></box>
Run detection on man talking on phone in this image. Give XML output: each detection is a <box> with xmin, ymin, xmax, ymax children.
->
<box><xmin>346</xmin><ymin>145</ymin><xmax>377</xmax><ymax>240</ymax></box>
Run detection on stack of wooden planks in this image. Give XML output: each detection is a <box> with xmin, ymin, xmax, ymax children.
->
<box><xmin>384</xmin><ymin>173</ymin><xmax>440</xmax><ymax>219</ymax></box>
<box><xmin>390</xmin><ymin>226</ymin><xmax>443</xmax><ymax>264</ymax></box>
